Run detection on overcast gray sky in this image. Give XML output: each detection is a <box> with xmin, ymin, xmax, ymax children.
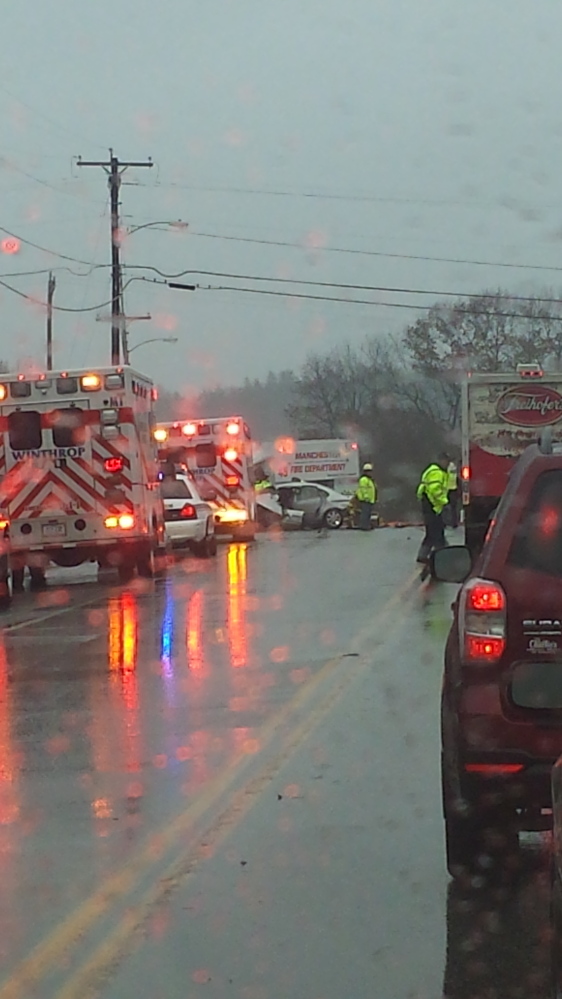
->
<box><xmin>2</xmin><ymin>0</ymin><xmax>562</xmax><ymax>396</ymax></box>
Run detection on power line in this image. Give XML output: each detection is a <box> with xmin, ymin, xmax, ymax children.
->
<box><xmin>190</xmin><ymin>229</ymin><xmax>562</xmax><ymax>274</ymax></box>
<box><xmin>0</xmin><ymin>83</ymin><xmax>106</xmax><ymax>150</ymax></box>
<box><xmin>2</xmin><ymin>255</ymin><xmax>560</xmax><ymax>312</ymax></box>
<box><xmin>4</xmin><ymin>213</ymin><xmax>560</xmax><ymax>280</ymax></box>
<box><xmin>0</xmin><ymin>275</ymin><xmax>143</xmax><ymax>314</ymax></box>
<box><xmin>149</xmin><ymin>179</ymin><xmax>553</xmax><ymax>211</ymax></box>
<box><xmin>0</xmin><ymin>225</ymin><xmax>98</xmax><ymax>266</ymax></box>
<box><xmin>0</xmin><ymin>157</ymin><xmax>94</xmax><ymax>201</ymax></box>
<box><xmin>191</xmin><ymin>282</ymin><xmax>562</xmax><ymax>322</ymax></box>
<box><xmin>139</xmin><ymin>267</ymin><xmax>562</xmax><ymax>306</ymax></box>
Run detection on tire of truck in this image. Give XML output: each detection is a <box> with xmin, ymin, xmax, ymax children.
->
<box><xmin>29</xmin><ymin>566</ymin><xmax>47</xmax><ymax>591</ymax></box>
<box><xmin>11</xmin><ymin>567</ymin><xmax>24</xmax><ymax>593</ymax></box>
<box><xmin>153</xmin><ymin>545</ymin><xmax>169</xmax><ymax>578</ymax></box>
<box><xmin>0</xmin><ymin>555</ymin><xmax>11</xmax><ymax>610</ymax></box>
<box><xmin>136</xmin><ymin>550</ymin><xmax>154</xmax><ymax>578</ymax></box>
<box><xmin>116</xmin><ymin>547</ymin><xmax>136</xmax><ymax>584</ymax></box>
<box><xmin>118</xmin><ymin>562</ymin><xmax>135</xmax><ymax>584</ymax></box>
<box><xmin>464</xmin><ymin>523</ymin><xmax>487</xmax><ymax>557</ymax></box>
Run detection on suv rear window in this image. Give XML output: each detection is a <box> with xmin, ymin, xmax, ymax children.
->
<box><xmin>508</xmin><ymin>470</ymin><xmax>562</xmax><ymax>578</ymax></box>
<box><xmin>8</xmin><ymin>411</ymin><xmax>42</xmax><ymax>451</ymax></box>
<box><xmin>161</xmin><ymin>479</ymin><xmax>193</xmax><ymax>499</ymax></box>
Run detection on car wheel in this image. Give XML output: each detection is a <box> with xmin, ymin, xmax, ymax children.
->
<box><xmin>193</xmin><ymin>531</ymin><xmax>217</xmax><ymax>558</ymax></box>
<box><xmin>443</xmin><ymin>790</ymin><xmax>481</xmax><ymax>878</ymax></box>
<box><xmin>442</xmin><ymin>756</ymin><xmax>520</xmax><ymax>879</ymax></box>
<box><xmin>11</xmin><ymin>567</ymin><xmax>24</xmax><ymax>594</ymax></box>
<box><xmin>323</xmin><ymin>508</ymin><xmax>343</xmax><ymax>529</ymax></box>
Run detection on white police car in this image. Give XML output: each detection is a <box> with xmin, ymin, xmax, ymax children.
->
<box><xmin>160</xmin><ymin>473</ymin><xmax>217</xmax><ymax>557</ymax></box>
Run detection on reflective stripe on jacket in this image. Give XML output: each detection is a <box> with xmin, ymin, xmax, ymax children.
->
<box><xmin>356</xmin><ymin>475</ymin><xmax>376</xmax><ymax>504</ymax></box>
<box><xmin>416</xmin><ymin>464</ymin><xmax>449</xmax><ymax>514</ymax></box>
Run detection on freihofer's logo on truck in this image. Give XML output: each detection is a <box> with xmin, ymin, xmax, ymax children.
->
<box><xmin>497</xmin><ymin>385</ymin><xmax>562</xmax><ymax>427</ymax></box>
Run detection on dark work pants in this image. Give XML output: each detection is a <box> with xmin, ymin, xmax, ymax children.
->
<box><xmin>418</xmin><ymin>495</ymin><xmax>445</xmax><ymax>558</ymax></box>
<box><xmin>358</xmin><ymin>501</ymin><xmax>373</xmax><ymax>530</ymax></box>
<box><xmin>447</xmin><ymin>488</ymin><xmax>460</xmax><ymax>528</ymax></box>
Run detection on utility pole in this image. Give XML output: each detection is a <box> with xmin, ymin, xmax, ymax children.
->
<box><xmin>46</xmin><ymin>271</ymin><xmax>55</xmax><ymax>371</ymax></box>
<box><xmin>76</xmin><ymin>150</ymin><xmax>153</xmax><ymax>365</ymax></box>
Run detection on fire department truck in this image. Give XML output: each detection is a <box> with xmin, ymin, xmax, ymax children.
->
<box><xmin>154</xmin><ymin>416</ymin><xmax>257</xmax><ymax>541</ymax></box>
<box><xmin>0</xmin><ymin>366</ymin><xmax>166</xmax><ymax>589</ymax></box>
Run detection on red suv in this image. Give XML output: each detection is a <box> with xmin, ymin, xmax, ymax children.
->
<box><xmin>437</xmin><ymin>439</ymin><xmax>562</xmax><ymax>878</ymax></box>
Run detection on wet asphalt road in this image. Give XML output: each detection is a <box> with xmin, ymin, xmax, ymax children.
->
<box><xmin>0</xmin><ymin>528</ymin><xmax>555</xmax><ymax>999</ymax></box>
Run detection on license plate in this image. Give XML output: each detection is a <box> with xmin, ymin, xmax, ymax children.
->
<box><xmin>42</xmin><ymin>523</ymin><xmax>66</xmax><ymax>538</ymax></box>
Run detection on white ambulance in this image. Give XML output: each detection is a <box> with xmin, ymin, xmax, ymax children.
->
<box><xmin>154</xmin><ymin>416</ymin><xmax>257</xmax><ymax>541</ymax></box>
<box><xmin>0</xmin><ymin>366</ymin><xmax>166</xmax><ymax>589</ymax></box>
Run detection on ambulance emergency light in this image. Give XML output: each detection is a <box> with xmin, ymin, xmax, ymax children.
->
<box><xmin>81</xmin><ymin>374</ymin><xmax>102</xmax><ymax>391</ymax></box>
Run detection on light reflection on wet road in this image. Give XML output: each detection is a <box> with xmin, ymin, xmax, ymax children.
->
<box><xmin>0</xmin><ymin>529</ymin><xmax>556</xmax><ymax>998</ymax></box>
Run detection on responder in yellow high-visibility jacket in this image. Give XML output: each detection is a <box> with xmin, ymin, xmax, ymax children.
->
<box><xmin>355</xmin><ymin>463</ymin><xmax>377</xmax><ymax>531</ymax></box>
<box><xmin>416</xmin><ymin>453</ymin><xmax>450</xmax><ymax>561</ymax></box>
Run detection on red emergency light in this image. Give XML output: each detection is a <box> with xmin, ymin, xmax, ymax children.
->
<box><xmin>104</xmin><ymin>457</ymin><xmax>124</xmax><ymax>474</ymax></box>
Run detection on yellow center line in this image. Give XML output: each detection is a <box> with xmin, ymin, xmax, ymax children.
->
<box><xmin>55</xmin><ymin>570</ymin><xmax>424</xmax><ymax>999</ymax></box>
<box><xmin>0</xmin><ymin>568</ymin><xmax>421</xmax><ymax>999</ymax></box>
<box><xmin>56</xmin><ymin>664</ymin><xmax>370</xmax><ymax>999</ymax></box>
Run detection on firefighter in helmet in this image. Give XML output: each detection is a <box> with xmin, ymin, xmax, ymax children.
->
<box><xmin>355</xmin><ymin>463</ymin><xmax>377</xmax><ymax>531</ymax></box>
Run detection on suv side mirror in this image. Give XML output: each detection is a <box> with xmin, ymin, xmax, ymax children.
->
<box><xmin>431</xmin><ymin>545</ymin><xmax>472</xmax><ymax>583</ymax></box>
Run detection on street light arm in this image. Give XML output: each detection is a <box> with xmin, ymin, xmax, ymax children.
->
<box><xmin>125</xmin><ymin>220</ymin><xmax>188</xmax><ymax>237</ymax></box>
<box><xmin>128</xmin><ymin>337</ymin><xmax>179</xmax><ymax>353</ymax></box>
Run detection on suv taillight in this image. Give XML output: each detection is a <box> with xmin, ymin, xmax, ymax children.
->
<box><xmin>460</xmin><ymin>578</ymin><xmax>506</xmax><ymax>664</ymax></box>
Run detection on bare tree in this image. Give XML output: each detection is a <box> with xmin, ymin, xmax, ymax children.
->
<box><xmin>404</xmin><ymin>290</ymin><xmax>562</xmax><ymax>375</ymax></box>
